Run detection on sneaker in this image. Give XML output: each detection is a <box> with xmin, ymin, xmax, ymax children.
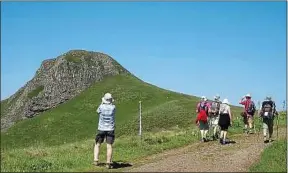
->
<box><xmin>106</xmin><ymin>163</ymin><xmax>112</xmax><ymax>169</ymax></box>
<box><xmin>219</xmin><ymin>138</ymin><xmax>223</xmax><ymax>144</ymax></box>
<box><xmin>203</xmin><ymin>138</ymin><xmax>208</xmax><ymax>142</ymax></box>
<box><xmin>264</xmin><ymin>140</ymin><xmax>269</xmax><ymax>143</ymax></box>
<box><xmin>243</xmin><ymin>128</ymin><xmax>247</xmax><ymax>133</ymax></box>
<box><xmin>92</xmin><ymin>161</ymin><xmax>99</xmax><ymax>166</ymax></box>
<box><xmin>221</xmin><ymin>140</ymin><xmax>226</xmax><ymax>145</ymax></box>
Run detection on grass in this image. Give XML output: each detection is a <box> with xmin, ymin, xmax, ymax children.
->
<box><xmin>249</xmin><ymin>139</ymin><xmax>287</xmax><ymax>172</ymax></box>
<box><xmin>1</xmin><ymin>74</ymin><xmax>286</xmax><ymax>172</ymax></box>
<box><xmin>1</xmin><ymin>88</ymin><xmax>24</xmax><ymax>117</ymax></box>
<box><xmin>64</xmin><ymin>54</ymin><xmax>82</xmax><ymax>63</ymax></box>
<box><xmin>27</xmin><ymin>86</ymin><xmax>44</xmax><ymax>99</ymax></box>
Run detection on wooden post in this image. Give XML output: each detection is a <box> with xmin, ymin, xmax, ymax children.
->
<box><xmin>139</xmin><ymin>101</ymin><xmax>142</xmax><ymax>140</ymax></box>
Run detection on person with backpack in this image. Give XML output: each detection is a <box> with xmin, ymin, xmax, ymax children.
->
<box><xmin>218</xmin><ymin>98</ymin><xmax>232</xmax><ymax>145</ymax></box>
<box><xmin>208</xmin><ymin>94</ymin><xmax>222</xmax><ymax>140</ymax></box>
<box><xmin>196</xmin><ymin>96</ymin><xmax>210</xmax><ymax>114</ymax></box>
<box><xmin>93</xmin><ymin>93</ymin><xmax>116</xmax><ymax>169</ymax></box>
<box><xmin>195</xmin><ymin>96</ymin><xmax>209</xmax><ymax>142</ymax></box>
<box><xmin>239</xmin><ymin>94</ymin><xmax>256</xmax><ymax>134</ymax></box>
<box><xmin>259</xmin><ymin>96</ymin><xmax>278</xmax><ymax>143</ymax></box>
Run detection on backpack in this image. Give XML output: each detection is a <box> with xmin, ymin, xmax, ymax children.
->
<box><xmin>198</xmin><ymin>101</ymin><xmax>207</xmax><ymax>112</ymax></box>
<box><xmin>219</xmin><ymin>104</ymin><xmax>226</xmax><ymax>114</ymax></box>
<box><xmin>261</xmin><ymin>101</ymin><xmax>274</xmax><ymax>119</ymax></box>
<box><xmin>246</xmin><ymin>101</ymin><xmax>256</xmax><ymax>115</ymax></box>
<box><xmin>210</xmin><ymin>101</ymin><xmax>220</xmax><ymax>114</ymax></box>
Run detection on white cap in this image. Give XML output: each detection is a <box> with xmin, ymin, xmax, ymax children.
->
<box><xmin>102</xmin><ymin>93</ymin><xmax>114</xmax><ymax>104</ymax></box>
<box><xmin>222</xmin><ymin>98</ymin><xmax>229</xmax><ymax>104</ymax></box>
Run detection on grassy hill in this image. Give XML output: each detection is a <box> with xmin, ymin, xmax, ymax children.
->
<box><xmin>1</xmin><ymin>74</ymin><xmax>246</xmax><ymax>172</ymax></box>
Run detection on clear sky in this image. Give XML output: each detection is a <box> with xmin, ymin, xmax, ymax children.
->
<box><xmin>1</xmin><ymin>2</ymin><xmax>287</xmax><ymax>109</ymax></box>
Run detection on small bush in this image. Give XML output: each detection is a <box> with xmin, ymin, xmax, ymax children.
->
<box><xmin>64</xmin><ymin>55</ymin><xmax>81</xmax><ymax>63</ymax></box>
<box><xmin>28</xmin><ymin>86</ymin><xmax>44</xmax><ymax>99</ymax></box>
<box><xmin>30</xmin><ymin>159</ymin><xmax>53</xmax><ymax>172</ymax></box>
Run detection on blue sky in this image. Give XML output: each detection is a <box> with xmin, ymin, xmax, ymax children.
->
<box><xmin>1</xmin><ymin>2</ymin><xmax>287</xmax><ymax>109</ymax></box>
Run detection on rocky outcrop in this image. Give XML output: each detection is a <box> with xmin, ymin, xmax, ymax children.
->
<box><xmin>1</xmin><ymin>50</ymin><xmax>130</xmax><ymax>131</ymax></box>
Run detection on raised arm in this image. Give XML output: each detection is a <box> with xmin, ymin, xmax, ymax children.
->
<box><xmin>239</xmin><ymin>96</ymin><xmax>246</xmax><ymax>105</ymax></box>
<box><xmin>96</xmin><ymin>105</ymin><xmax>102</xmax><ymax>114</ymax></box>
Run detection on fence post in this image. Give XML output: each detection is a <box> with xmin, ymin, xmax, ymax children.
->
<box><xmin>139</xmin><ymin>101</ymin><xmax>142</xmax><ymax>140</ymax></box>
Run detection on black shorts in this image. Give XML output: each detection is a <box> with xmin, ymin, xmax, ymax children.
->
<box><xmin>220</xmin><ymin>125</ymin><xmax>229</xmax><ymax>131</ymax></box>
<box><xmin>95</xmin><ymin>130</ymin><xmax>115</xmax><ymax>144</ymax></box>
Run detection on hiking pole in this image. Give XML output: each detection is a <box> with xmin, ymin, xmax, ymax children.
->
<box><xmin>276</xmin><ymin>112</ymin><xmax>279</xmax><ymax>140</ymax></box>
<box><xmin>139</xmin><ymin>101</ymin><xmax>142</xmax><ymax>141</ymax></box>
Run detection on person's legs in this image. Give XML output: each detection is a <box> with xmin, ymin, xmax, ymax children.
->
<box><xmin>204</xmin><ymin>129</ymin><xmax>208</xmax><ymax>139</ymax></box>
<box><xmin>200</xmin><ymin>130</ymin><xmax>204</xmax><ymax>140</ymax></box>
<box><xmin>243</xmin><ymin>115</ymin><xmax>248</xmax><ymax>132</ymax></box>
<box><xmin>268</xmin><ymin>119</ymin><xmax>274</xmax><ymax>140</ymax></box>
<box><xmin>106</xmin><ymin>144</ymin><xmax>113</xmax><ymax>164</ymax></box>
<box><xmin>223</xmin><ymin>130</ymin><xmax>228</xmax><ymax>143</ymax></box>
<box><xmin>105</xmin><ymin>131</ymin><xmax>115</xmax><ymax>168</ymax></box>
<box><xmin>199</xmin><ymin>121</ymin><xmax>205</xmax><ymax>141</ymax></box>
<box><xmin>220</xmin><ymin>130</ymin><xmax>224</xmax><ymax>138</ymax></box>
<box><xmin>212</xmin><ymin>116</ymin><xmax>220</xmax><ymax>139</ymax></box>
<box><xmin>94</xmin><ymin>131</ymin><xmax>105</xmax><ymax>164</ymax></box>
<box><xmin>94</xmin><ymin>143</ymin><xmax>101</xmax><ymax>163</ymax></box>
<box><xmin>248</xmin><ymin>115</ymin><xmax>254</xmax><ymax>133</ymax></box>
<box><xmin>262</xmin><ymin>119</ymin><xmax>269</xmax><ymax>142</ymax></box>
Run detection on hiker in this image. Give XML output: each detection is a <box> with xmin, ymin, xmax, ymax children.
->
<box><xmin>195</xmin><ymin>96</ymin><xmax>209</xmax><ymax>142</ymax></box>
<box><xmin>208</xmin><ymin>94</ymin><xmax>222</xmax><ymax>140</ymax></box>
<box><xmin>239</xmin><ymin>94</ymin><xmax>256</xmax><ymax>134</ymax></box>
<box><xmin>218</xmin><ymin>98</ymin><xmax>232</xmax><ymax>145</ymax></box>
<box><xmin>93</xmin><ymin>93</ymin><xmax>116</xmax><ymax>169</ymax></box>
<box><xmin>259</xmin><ymin>96</ymin><xmax>278</xmax><ymax>143</ymax></box>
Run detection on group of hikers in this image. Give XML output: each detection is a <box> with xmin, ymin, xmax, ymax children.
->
<box><xmin>92</xmin><ymin>92</ymin><xmax>278</xmax><ymax>169</ymax></box>
<box><xmin>195</xmin><ymin>94</ymin><xmax>278</xmax><ymax>145</ymax></box>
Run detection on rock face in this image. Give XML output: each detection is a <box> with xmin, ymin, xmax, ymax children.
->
<box><xmin>1</xmin><ymin>50</ymin><xmax>130</xmax><ymax>131</ymax></box>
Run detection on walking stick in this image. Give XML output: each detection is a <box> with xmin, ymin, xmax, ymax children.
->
<box><xmin>276</xmin><ymin>112</ymin><xmax>279</xmax><ymax>140</ymax></box>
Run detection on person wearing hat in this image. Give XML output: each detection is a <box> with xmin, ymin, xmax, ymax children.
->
<box><xmin>208</xmin><ymin>94</ymin><xmax>222</xmax><ymax>140</ymax></box>
<box><xmin>218</xmin><ymin>98</ymin><xmax>232</xmax><ymax>145</ymax></box>
<box><xmin>239</xmin><ymin>93</ymin><xmax>256</xmax><ymax>134</ymax></box>
<box><xmin>93</xmin><ymin>93</ymin><xmax>116</xmax><ymax>169</ymax></box>
<box><xmin>259</xmin><ymin>96</ymin><xmax>277</xmax><ymax>143</ymax></box>
<box><xmin>195</xmin><ymin>96</ymin><xmax>210</xmax><ymax>142</ymax></box>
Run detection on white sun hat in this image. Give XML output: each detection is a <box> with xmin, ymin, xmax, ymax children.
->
<box><xmin>201</xmin><ymin>96</ymin><xmax>207</xmax><ymax>101</ymax></box>
<box><xmin>214</xmin><ymin>94</ymin><xmax>220</xmax><ymax>100</ymax></box>
<box><xmin>222</xmin><ymin>98</ymin><xmax>229</xmax><ymax>104</ymax></box>
<box><xmin>102</xmin><ymin>93</ymin><xmax>114</xmax><ymax>104</ymax></box>
<box><xmin>245</xmin><ymin>93</ymin><xmax>251</xmax><ymax>98</ymax></box>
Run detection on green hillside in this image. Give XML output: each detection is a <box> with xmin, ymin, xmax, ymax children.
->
<box><xmin>1</xmin><ymin>74</ymin><xmax>244</xmax><ymax>172</ymax></box>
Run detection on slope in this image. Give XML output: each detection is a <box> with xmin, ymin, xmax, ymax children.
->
<box><xmin>1</xmin><ymin>50</ymin><xmax>129</xmax><ymax>131</ymax></box>
<box><xmin>1</xmin><ymin>74</ymin><xmax>243</xmax><ymax>172</ymax></box>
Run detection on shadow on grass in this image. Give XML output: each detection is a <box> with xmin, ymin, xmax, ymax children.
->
<box><xmin>96</xmin><ymin>161</ymin><xmax>132</xmax><ymax>169</ymax></box>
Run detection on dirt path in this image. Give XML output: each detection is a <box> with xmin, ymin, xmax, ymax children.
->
<box><xmin>126</xmin><ymin>128</ymin><xmax>286</xmax><ymax>172</ymax></box>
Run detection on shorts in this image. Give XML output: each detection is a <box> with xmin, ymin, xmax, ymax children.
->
<box><xmin>263</xmin><ymin>118</ymin><xmax>274</xmax><ymax>130</ymax></box>
<box><xmin>243</xmin><ymin>114</ymin><xmax>253</xmax><ymax>125</ymax></box>
<box><xmin>199</xmin><ymin>121</ymin><xmax>209</xmax><ymax>130</ymax></box>
<box><xmin>218</xmin><ymin>113</ymin><xmax>230</xmax><ymax>131</ymax></box>
<box><xmin>95</xmin><ymin>130</ymin><xmax>115</xmax><ymax>144</ymax></box>
<box><xmin>208</xmin><ymin>116</ymin><xmax>219</xmax><ymax>127</ymax></box>
<box><xmin>220</xmin><ymin>125</ymin><xmax>229</xmax><ymax>131</ymax></box>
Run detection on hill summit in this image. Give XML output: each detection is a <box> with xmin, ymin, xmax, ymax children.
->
<box><xmin>1</xmin><ymin>50</ymin><xmax>130</xmax><ymax>131</ymax></box>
